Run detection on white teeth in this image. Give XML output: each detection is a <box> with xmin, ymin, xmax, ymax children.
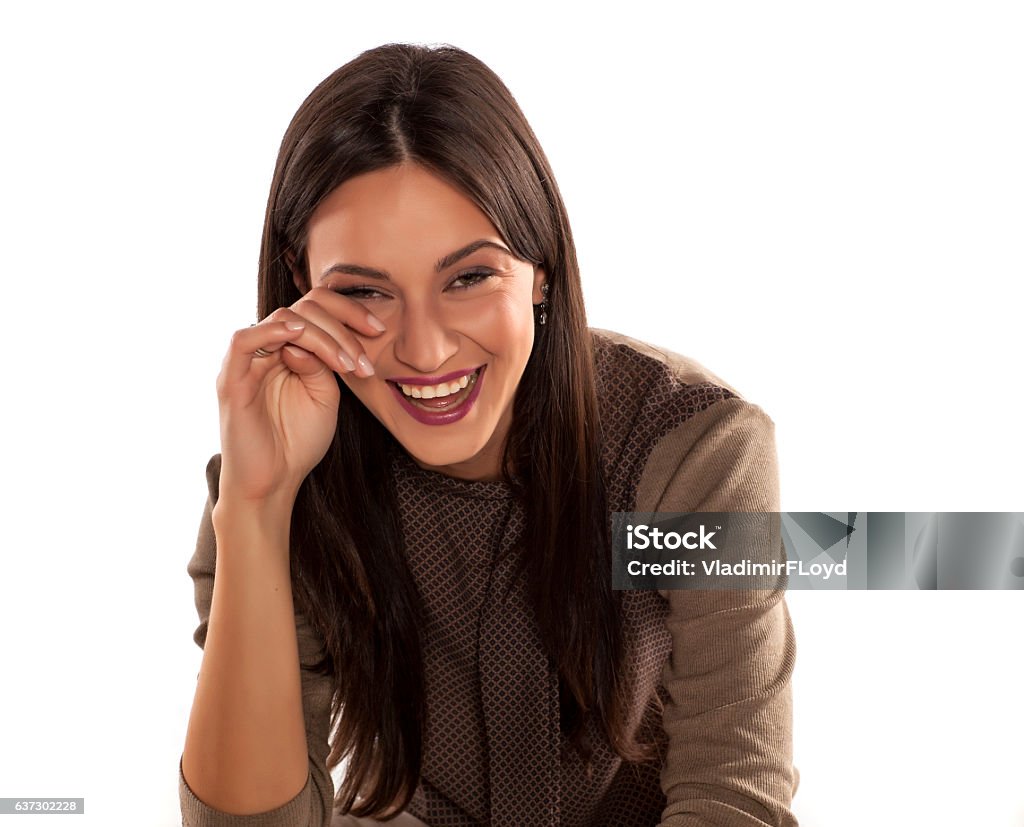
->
<box><xmin>399</xmin><ymin>370</ymin><xmax>476</xmax><ymax>399</ymax></box>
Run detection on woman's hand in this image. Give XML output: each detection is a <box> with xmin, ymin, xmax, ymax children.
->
<box><xmin>214</xmin><ymin>287</ymin><xmax>386</xmax><ymax>506</ymax></box>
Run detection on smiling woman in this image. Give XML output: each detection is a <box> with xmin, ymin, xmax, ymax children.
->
<box><xmin>299</xmin><ymin>165</ymin><xmax>546</xmax><ymax>482</ymax></box>
<box><xmin>178</xmin><ymin>41</ymin><xmax>800</xmax><ymax>827</ymax></box>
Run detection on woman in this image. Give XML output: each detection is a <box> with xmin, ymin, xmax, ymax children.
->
<box><xmin>178</xmin><ymin>42</ymin><xmax>800</xmax><ymax>827</ymax></box>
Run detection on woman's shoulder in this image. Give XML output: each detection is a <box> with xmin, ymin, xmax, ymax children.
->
<box><xmin>589</xmin><ymin>327</ymin><xmax>771</xmax><ymax>428</ymax></box>
<box><xmin>589</xmin><ymin>328</ymin><xmax>776</xmax><ymax>510</ymax></box>
<box><xmin>590</xmin><ymin>327</ymin><xmax>742</xmax><ymax>397</ymax></box>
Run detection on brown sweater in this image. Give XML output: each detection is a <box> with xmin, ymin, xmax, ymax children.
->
<box><xmin>179</xmin><ymin>328</ymin><xmax>800</xmax><ymax>827</ymax></box>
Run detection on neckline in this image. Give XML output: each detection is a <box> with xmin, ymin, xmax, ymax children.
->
<box><xmin>387</xmin><ymin>440</ymin><xmax>516</xmax><ymax>501</ymax></box>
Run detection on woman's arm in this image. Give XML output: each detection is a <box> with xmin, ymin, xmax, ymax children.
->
<box><xmin>179</xmin><ymin>453</ymin><xmax>336</xmax><ymax>827</ymax></box>
<box><xmin>636</xmin><ymin>397</ymin><xmax>800</xmax><ymax>827</ymax></box>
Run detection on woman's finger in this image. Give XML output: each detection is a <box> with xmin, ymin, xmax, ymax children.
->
<box><xmin>308</xmin><ymin>285</ymin><xmax>389</xmax><ymax>338</ymax></box>
<box><xmin>220</xmin><ymin>319</ymin><xmax>307</xmax><ymax>387</ymax></box>
<box><xmin>221</xmin><ymin>293</ymin><xmax>380</xmax><ymax>391</ymax></box>
<box><xmin>279</xmin><ymin>343</ymin><xmax>332</xmax><ymax>380</ymax></box>
<box><xmin>256</xmin><ymin>303</ymin><xmax>372</xmax><ymax>378</ymax></box>
<box><xmin>289</xmin><ymin>296</ymin><xmax>380</xmax><ymax>377</ymax></box>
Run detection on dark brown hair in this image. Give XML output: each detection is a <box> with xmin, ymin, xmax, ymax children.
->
<box><xmin>257</xmin><ymin>42</ymin><xmax>657</xmax><ymax>817</ymax></box>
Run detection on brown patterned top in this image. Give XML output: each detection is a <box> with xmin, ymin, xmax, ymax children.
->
<box><xmin>179</xmin><ymin>328</ymin><xmax>800</xmax><ymax>827</ymax></box>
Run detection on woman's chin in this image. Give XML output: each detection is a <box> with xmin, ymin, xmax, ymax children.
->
<box><xmin>399</xmin><ymin>438</ymin><xmax>502</xmax><ymax>481</ymax></box>
<box><xmin>408</xmin><ymin>446</ymin><xmax>477</xmax><ymax>472</ymax></box>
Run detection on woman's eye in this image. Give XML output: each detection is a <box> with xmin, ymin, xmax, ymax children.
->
<box><xmin>335</xmin><ymin>286</ymin><xmax>387</xmax><ymax>300</ymax></box>
<box><xmin>334</xmin><ymin>270</ymin><xmax>491</xmax><ymax>299</ymax></box>
<box><xmin>449</xmin><ymin>270</ymin><xmax>492</xmax><ymax>290</ymax></box>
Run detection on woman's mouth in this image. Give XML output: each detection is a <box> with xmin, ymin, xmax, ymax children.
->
<box><xmin>387</xmin><ymin>366</ymin><xmax>485</xmax><ymax>426</ymax></box>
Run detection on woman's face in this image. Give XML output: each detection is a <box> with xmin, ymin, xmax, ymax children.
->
<box><xmin>298</xmin><ymin>162</ymin><xmax>547</xmax><ymax>482</ymax></box>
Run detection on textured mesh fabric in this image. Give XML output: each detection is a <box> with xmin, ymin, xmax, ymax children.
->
<box><xmin>389</xmin><ymin>329</ymin><xmax>735</xmax><ymax>827</ymax></box>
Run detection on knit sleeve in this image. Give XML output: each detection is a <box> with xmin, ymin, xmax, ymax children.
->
<box><xmin>178</xmin><ymin>453</ymin><xmax>337</xmax><ymax>827</ymax></box>
<box><xmin>635</xmin><ymin>397</ymin><xmax>801</xmax><ymax>827</ymax></box>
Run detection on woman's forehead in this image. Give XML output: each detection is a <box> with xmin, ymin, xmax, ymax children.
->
<box><xmin>311</xmin><ymin>164</ymin><xmax>493</xmax><ymax>236</ymax></box>
<box><xmin>306</xmin><ymin>164</ymin><xmax>505</xmax><ymax>273</ymax></box>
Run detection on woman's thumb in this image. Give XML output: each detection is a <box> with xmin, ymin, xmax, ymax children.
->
<box><xmin>281</xmin><ymin>344</ymin><xmax>330</xmax><ymax>378</ymax></box>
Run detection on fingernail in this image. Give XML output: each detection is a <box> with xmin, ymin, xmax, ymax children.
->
<box><xmin>338</xmin><ymin>350</ymin><xmax>356</xmax><ymax>371</ymax></box>
<box><xmin>366</xmin><ymin>314</ymin><xmax>386</xmax><ymax>332</ymax></box>
<box><xmin>285</xmin><ymin>320</ymin><xmax>305</xmax><ymax>330</ymax></box>
<box><xmin>357</xmin><ymin>354</ymin><xmax>375</xmax><ymax>375</ymax></box>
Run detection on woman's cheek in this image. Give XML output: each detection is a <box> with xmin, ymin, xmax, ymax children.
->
<box><xmin>464</xmin><ymin>291</ymin><xmax>530</xmax><ymax>338</ymax></box>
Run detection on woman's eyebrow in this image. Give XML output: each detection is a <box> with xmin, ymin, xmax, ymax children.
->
<box><xmin>318</xmin><ymin>239</ymin><xmax>514</xmax><ymax>283</ymax></box>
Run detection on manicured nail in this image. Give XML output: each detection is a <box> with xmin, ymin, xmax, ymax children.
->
<box><xmin>337</xmin><ymin>350</ymin><xmax>356</xmax><ymax>371</ymax></box>
<box><xmin>285</xmin><ymin>320</ymin><xmax>305</xmax><ymax>330</ymax></box>
<box><xmin>357</xmin><ymin>354</ymin><xmax>375</xmax><ymax>375</ymax></box>
<box><xmin>366</xmin><ymin>314</ymin><xmax>386</xmax><ymax>332</ymax></box>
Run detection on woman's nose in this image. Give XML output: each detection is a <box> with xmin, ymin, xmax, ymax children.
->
<box><xmin>392</xmin><ymin>302</ymin><xmax>459</xmax><ymax>374</ymax></box>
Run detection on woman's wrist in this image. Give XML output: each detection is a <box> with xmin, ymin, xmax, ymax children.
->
<box><xmin>212</xmin><ymin>489</ymin><xmax>298</xmax><ymax>543</ymax></box>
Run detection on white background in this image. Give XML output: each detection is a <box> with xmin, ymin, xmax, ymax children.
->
<box><xmin>1</xmin><ymin>2</ymin><xmax>1021</xmax><ymax>825</ymax></box>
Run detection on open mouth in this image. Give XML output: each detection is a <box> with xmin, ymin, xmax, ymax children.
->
<box><xmin>390</xmin><ymin>367</ymin><xmax>481</xmax><ymax>409</ymax></box>
<box><xmin>387</xmin><ymin>366</ymin><xmax>485</xmax><ymax>424</ymax></box>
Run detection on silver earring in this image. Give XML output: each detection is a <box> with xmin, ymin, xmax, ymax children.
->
<box><xmin>537</xmin><ymin>282</ymin><xmax>549</xmax><ymax>326</ymax></box>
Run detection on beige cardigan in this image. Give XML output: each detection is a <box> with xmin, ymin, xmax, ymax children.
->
<box><xmin>179</xmin><ymin>328</ymin><xmax>800</xmax><ymax>826</ymax></box>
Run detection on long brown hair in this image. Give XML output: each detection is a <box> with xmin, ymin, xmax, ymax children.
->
<box><xmin>257</xmin><ymin>42</ymin><xmax>657</xmax><ymax>817</ymax></box>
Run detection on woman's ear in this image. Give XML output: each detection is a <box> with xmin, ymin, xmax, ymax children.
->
<box><xmin>285</xmin><ymin>249</ymin><xmax>308</xmax><ymax>294</ymax></box>
<box><xmin>532</xmin><ymin>265</ymin><xmax>547</xmax><ymax>304</ymax></box>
